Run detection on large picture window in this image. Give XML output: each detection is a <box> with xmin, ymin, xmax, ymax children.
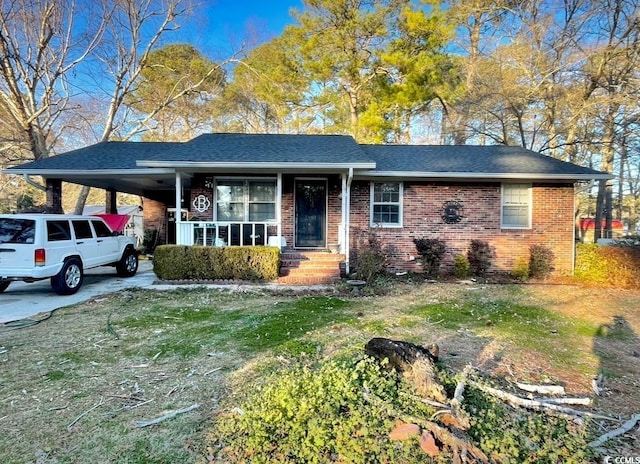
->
<box><xmin>370</xmin><ymin>182</ymin><xmax>403</xmax><ymax>227</ymax></box>
<box><xmin>501</xmin><ymin>183</ymin><xmax>531</xmax><ymax>229</ymax></box>
<box><xmin>216</xmin><ymin>179</ymin><xmax>276</xmax><ymax>222</ymax></box>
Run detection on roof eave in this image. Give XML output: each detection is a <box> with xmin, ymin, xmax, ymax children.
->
<box><xmin>355</xmin><ymin>170</ymin><xmax>613</xmax><ymax>181</ymax></box>
<box><xmin>4</xmin><ymin>168</ymin><xmax>176</xmax><ymax>176</ymax></box>
<box><xmin>135</xmin><ymin>160</ymin><xmax>376</xmax><ymax>170</ymax></box>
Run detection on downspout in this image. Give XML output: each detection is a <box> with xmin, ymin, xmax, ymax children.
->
<box><xmin>23</xmin><ymin>174</ymin><xmax>47</xmax><ymax>192</ymax></box>
<box><xmin>345</xmin><ymin>168</ymin><xmax>353</xmax><ymax>274</ymax></box>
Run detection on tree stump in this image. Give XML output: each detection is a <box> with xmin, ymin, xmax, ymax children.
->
<box><xmin>365</xmin><ymin>337</ymin><xmax>446</xmax><ymax>402</ymax></box>
<box><xmin>365</xmin><ymin>337</ymin><xmax>439</xmax><ymax>368</ymax></box>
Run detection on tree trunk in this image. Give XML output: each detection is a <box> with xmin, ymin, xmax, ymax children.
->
<box><xmin>73</xmin><ymin>185</ymin><xmax>91</xmax><ymax>215</ymax></box>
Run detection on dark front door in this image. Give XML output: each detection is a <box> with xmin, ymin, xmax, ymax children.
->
<box><xmin>295</xmin><ymin>179</ymin><xmax>327</xmax><ymax>248</ymax></box>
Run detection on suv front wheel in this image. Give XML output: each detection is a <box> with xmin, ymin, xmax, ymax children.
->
<box><xmin>116</xmin><ymin>249</ymin><xmax>138</xmax><ymax>277</ymax></box>
<box><xmin>51</xmin><ymin>258</ymin><xmax>84</xmax><ymax>295</ymax></box>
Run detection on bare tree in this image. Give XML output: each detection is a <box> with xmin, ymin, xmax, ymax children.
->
<box><xmin>72</xmin><ymin>0</ymin><xmax>194</xmax><ymax>213</ymax></box>
<box><xmin>0</xmin><ymin>0</ymin><xmax>106</xmax><ymax>165</ymax></box>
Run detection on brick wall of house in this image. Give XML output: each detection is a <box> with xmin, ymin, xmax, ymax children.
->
<box><xmin>349</xmin><ymin>180</ymin><xmax>576</xmax><ymax>275</ymax></box>
<box><xmin>142</xmin><ymin>197</ymin><xmax>167</xmax><ymax>245</ymax></box>
<box><xmin>190</xmin><ymin>177</ymin><xmax>214</xmax><ymax>221</ymax></box>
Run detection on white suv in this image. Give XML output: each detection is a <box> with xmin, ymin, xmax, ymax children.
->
<box><xmin>0</xmin><ymin>214</ymin><xmax>139</xmax><ymax>295</ymax></box>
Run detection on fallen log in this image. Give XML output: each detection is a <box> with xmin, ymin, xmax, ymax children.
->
<box><xmin>589</xmin><ymin>413</ymin><xmax>640</xmax><ymax>448</ymax></box>
<box><xmin>515</xmin><ymin>383</ymin><xmax>565</xmax><ymax>395</ymax></box>
<box><xmin>469</xmin><ymin>381</ymin><xmax>617</xmax><ymax>421</ymax></box>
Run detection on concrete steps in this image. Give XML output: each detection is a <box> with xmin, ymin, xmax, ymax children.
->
<box><xmin>278</xmin><ymin>250</ymin><xmax>344</xmax><ymax>285</ymax></box>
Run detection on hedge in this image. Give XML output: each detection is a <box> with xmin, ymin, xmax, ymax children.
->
<box><xmin>575</xmin><ymin>243</ymin><xmax>640</xmax><ymax>289</ymax></box>
<box><xmin>152</xmin><ymin>245</ymin><xmax>280</xmax><ymax>281</ymax></box>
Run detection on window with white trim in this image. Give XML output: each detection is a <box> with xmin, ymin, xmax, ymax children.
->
<box><xmin>371</xmin><ymin>182</ymin><xmax>403</xmax><ymax>227</ymax></box>
<box><xmin>501</xmin><ymin>183</ymin><xmax>531</xmax><ymax>229</ymax></box>
<box><xmin>216</xmin><ymin>179</ymin><xmax>277</xmax><ymax>222</ymax></box>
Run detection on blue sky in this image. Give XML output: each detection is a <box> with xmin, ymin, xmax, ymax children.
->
<box><xmin>177</xmin><ymin>0</ymin><xmax>304</xmax><ymax>52</ymax></box>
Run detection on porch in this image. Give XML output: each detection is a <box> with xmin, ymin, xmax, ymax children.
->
<box><xmin>176</xmin><ymin>221</ymin><xmax>344</xmax><ymax>284</ymax></box>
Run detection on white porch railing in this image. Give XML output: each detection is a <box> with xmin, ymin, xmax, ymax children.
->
<box><xmin>177</xmin><ymin>221</ymin><xmax>280</xmax><ymax>247</ymax></box>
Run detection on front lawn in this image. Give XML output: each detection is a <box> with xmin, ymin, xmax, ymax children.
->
<box><xmin>0</xmin><ymin>282</ymin><xmax>638</xmax><ymax>462</ymax></box>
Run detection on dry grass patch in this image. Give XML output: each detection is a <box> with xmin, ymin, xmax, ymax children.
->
<box><xmin>1</xmin><ymin>282</ymin><xmax>639</xmax><ymax>462</ymax></box>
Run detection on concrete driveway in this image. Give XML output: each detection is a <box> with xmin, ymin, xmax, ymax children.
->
<box><xmin>0</xmin><ymin>259</ymin><xmax>157</xmax><ymax>324</ymax></box>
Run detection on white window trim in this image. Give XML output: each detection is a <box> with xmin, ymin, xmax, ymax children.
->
<box><xmin>370</xmin><ymin>181</ymin><xmax>403</xmax><ymax>228</ymax></box>
<box><xmin>214</xmin><ymin>177</ymin><xmax>278</xmax><ymax>223</ymax></box>
<box><xmin>501</xmin><ymin>183</ymin><xmax>532</xmax><ymax>229</ymax></box>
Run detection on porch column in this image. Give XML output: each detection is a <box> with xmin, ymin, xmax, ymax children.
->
<box><xmin>344</xmin><ymin>168</ymin><xmax>353</xmax><ymax>274</ymax></box>
<box><xmin>105</xmin><ymin>188</ymin><xmax>117</xmax><ymax>214</ymax></box>
<box><xmin>276</xmin><ymin>173</ymin><xmax>282</xmax><ymax>245</ymax></box>
<box><xmin>175</xmin><ymin>171</ymin><xmax>182</xmax><ymax>245</ymax></box>
<box><xmin>45</xmin><ymin>178</ymin><xmax>63</xmax><ymax>214</ymax></box>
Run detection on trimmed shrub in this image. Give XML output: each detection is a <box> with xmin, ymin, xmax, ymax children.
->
<box><xmin>152</xmin><ymin>245</ymin><xmax>280</xmax><ymax>281</ymax></box>
<box><xmin>413</xmin><ymin>237</ymin><xmax>446</xmax><ymax>277</ymax></box>
<box><xmin>511</xmin><ymin>257</ymin><xmax>530</xmax><ymax>282</ymax></box>
<box><xmin>528</xmin><ymin>244</ymin><xmax>555</xmax><ymax>279</ymax></box>
<box><xmin>354</xmin><ymin>230</ymin><xmax>388</xmax><ymax>282</ymax></box>
<box><xmin>467</xmin><ymin>239</ymin><xmax>494</xmax><ymax>276</ymax></box>
<box><xmin>575</xmin><ymin>243</ymin><xmax>640</xmax><ymax>289</ymax></box>
<box><xmin>453</xmin><ymin>254</ymin><xmax>471</xmax><ymax>278</ymax></box>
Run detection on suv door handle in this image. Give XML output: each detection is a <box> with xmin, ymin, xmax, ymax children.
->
<box><xmin>97</xmin><ymin>239</ymin><xmax>103</xmax><ymax>243</ymax></box>
<box><xmin>76</xmin><ymin>241</ymin><xmax>84</xmax><ymax>245</ymax></box>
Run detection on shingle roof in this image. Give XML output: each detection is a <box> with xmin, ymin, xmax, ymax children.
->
<box><xmin>142</xmin><ymin>133</ymin><xmax>370</xmax><ymax>164</ymax></box>
<box><xmin>6</xmin><ymin>133</ymin><xmax>609</xmax><ymax>180</ymax></box>
<box><xmin>360</xmin><ymin>144</ymin><xmax>603</xmax><ymax>177</ymax></box>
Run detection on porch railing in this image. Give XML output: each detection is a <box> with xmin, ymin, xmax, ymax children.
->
<box><xmin>177</xmin><ymin>221</ymin><xmax>279</xmax><ymax>247</ymax></box>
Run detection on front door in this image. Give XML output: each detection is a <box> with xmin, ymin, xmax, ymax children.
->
<box><xmin>295</xmin><ymin>179</ymin><xmax>327</xmax><ymax>248</ymax></box>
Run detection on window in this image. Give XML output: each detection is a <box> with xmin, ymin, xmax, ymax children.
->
<box><xmin>47</xmin><ymin>221</ymin><xmax>71</xmax><ymax>242</ymax></box>
<box><xmin>0</xmin><ymin>218</ymin><xmax>35</xmax><ymax>244</ymax></box>
<box><xmin>72</xmin><ymin>221</ymin><xmax>93</xmax><ymax>239</ymax></box>
<box><xmin>216</xmin><ymin>179</ymin><xmax>276</xmax><ymax>222</ymax></box>
<box><xmin>91</xmin><ymin>220</ymin><xmax>113</xmax><ymax>237</ymax></box>
<box><xmin>371</xmin><ymin>182</ymin><xmax>403</xmax><ymax>227</ymax></box>
<box><xmin>501</xmin><ymin>183</ymin><xmax>531</xmax><ymax>229</ymax></box>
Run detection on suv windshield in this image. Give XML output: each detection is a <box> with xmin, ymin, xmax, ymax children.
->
<box><xmin>0</xmin><ymin>218</ymin><xmax>36</xmax><ymax>244</ymax></box>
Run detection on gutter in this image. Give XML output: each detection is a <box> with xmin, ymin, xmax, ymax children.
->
<box><xmin>136</xmin><ymin>160</ymin><xmax>377</xmax><ymax>170</ymax></box>
<box><xmin>22</xmin><ymin>174</ymin><xmax>46</xmax><ymax>192</ymax></box>
<box><xmin>357</xmin><ymin>170</ymin><xmax>614</xmax><ymax>181</ymax></box>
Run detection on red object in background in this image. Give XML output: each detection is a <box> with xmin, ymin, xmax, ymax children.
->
<box><xmin>579</xmin><ymin>218</ymin><xmax>624</xmax><ymax>230</ymax></box>
<box><xmin>94</xmin><ymin>214</ymin><xmax>130</xmax><ymax>233</ymax></box>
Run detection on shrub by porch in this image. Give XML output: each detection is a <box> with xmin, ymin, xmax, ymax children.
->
<box><xmin>153</xmin><ymin>245</ymin><xmax>280</xmax><ymax>281</ymax></box>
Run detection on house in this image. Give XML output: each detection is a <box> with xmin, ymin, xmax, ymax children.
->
<box><xmin>4</xmin><ymin>133</ymin><xmax>611</xmax><ymax>283</ymax></box>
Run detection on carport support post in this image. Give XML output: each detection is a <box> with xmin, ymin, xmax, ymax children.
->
<box><xmin>45</xmin><ymin>178</ymin><xmax>63</xmax><ymax>214</ymax></box>
<box><xmin>175</xmin><ymin>172</ymin><xmax>182</xmax><ymax>245</ymax></box>
<box><xmin>106</xmin><ymin>189</ymin><xmax>117</xmax><ymax>214</ymax></box>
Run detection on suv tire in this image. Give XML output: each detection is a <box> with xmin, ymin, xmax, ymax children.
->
<box><xmin>51</xmin><ymin>258</ymin><xmax>84</xmax><ymax>295</ymax></box>
<box><xmin>116</xmin><ymin>249</ymin><xmax>138</xmax><ymax>277</ymax></box>
<box><xmin>0</xmin><ymin>281</ymin><xmax>9</xmax><ymax>293</ymax></box>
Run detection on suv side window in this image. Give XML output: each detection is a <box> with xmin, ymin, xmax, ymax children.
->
<box><xmin>72</xmin><ymin>220</ymin><xmax>94</xmax><ymax>239</ymax></box>
<box><xmin>0</xmin><ymin>218</ymin><xmax>35</xmax><ymax>244</ymax></box>
<box><xmin>91</xmin><ymin>220</ymin><xmax>113</xmax><ymax>238</ymax></box>
<box><xmin>47</xmin><ymin>220</ymin><xmax>72</xmax><ymax>242</ymax></box>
